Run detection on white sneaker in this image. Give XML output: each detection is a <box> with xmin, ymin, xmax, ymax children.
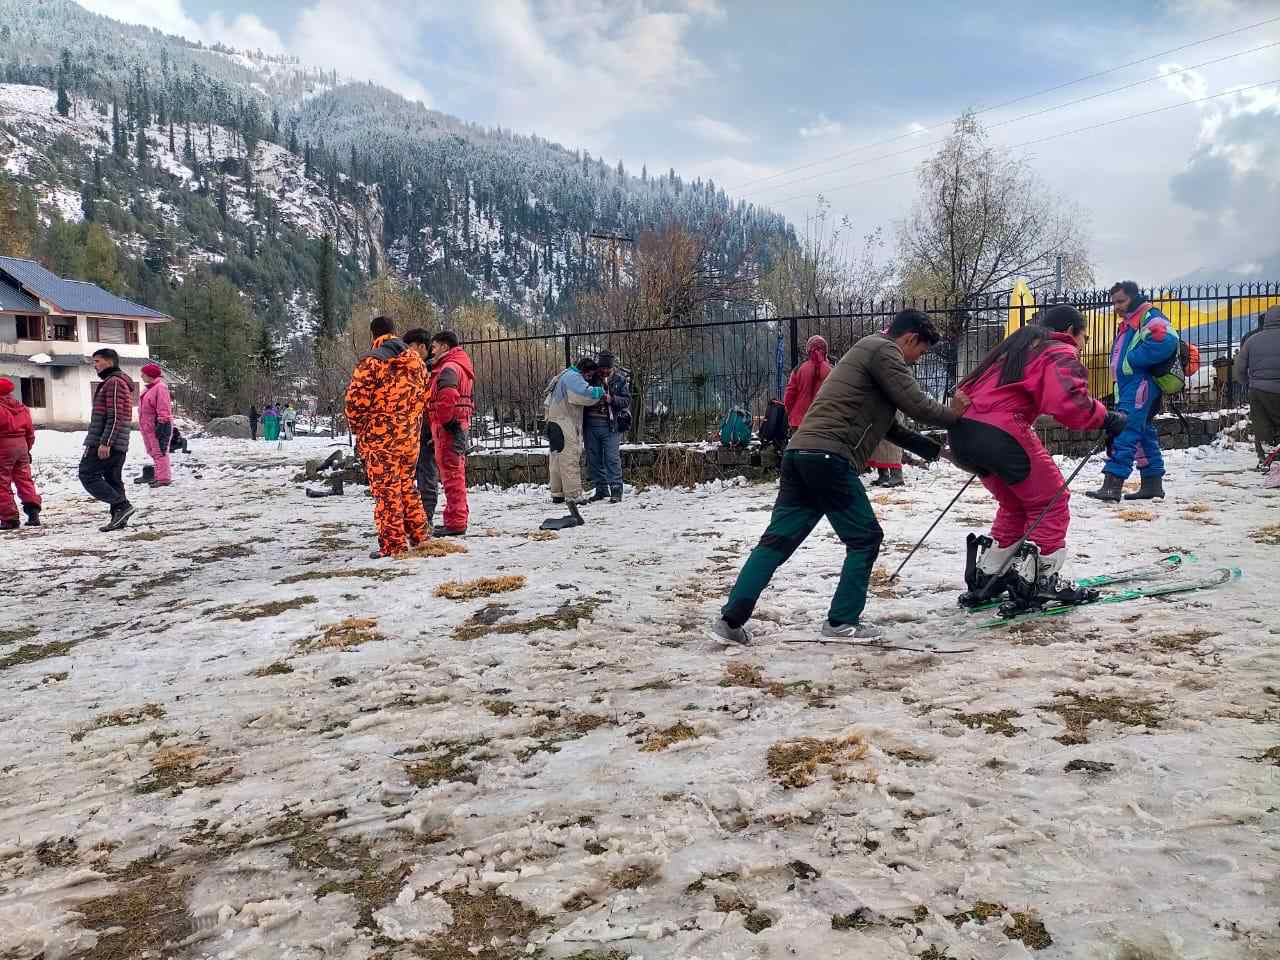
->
<box><xmin>820</xmin><ymin>620</ymin><xmax>883</xmax><ymax>641</ymax></box>
<box><xmin>710</xmin><ymin>617</ymin><xmax>751</xmax><ymax>645</ymax></box>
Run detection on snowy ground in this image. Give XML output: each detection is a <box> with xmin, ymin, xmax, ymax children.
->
<box><xmin>1</xmin><ymin>431</ymin><xmax>1278</xmax><ymax>960</ymax></box>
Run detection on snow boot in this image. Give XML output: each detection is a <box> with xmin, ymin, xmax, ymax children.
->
<box><xmin>100</xmin><ymin>501</ymin><xmax>137</xmax><ymax>532</ymax></box>
<box><xmin>958</xmin><ymin>534</ymin><xmax>1019</xmax><ymax>607</ymax></box>
<box><xmin>821</xmin><ymin>620</ymin><xmax>883</xmax><ymax>641</ymax></box>
<box><xmin>1084</xmin><ymin>473</ymin><xmax>1124</xmax><ymax>502</ymax></box>
<box><xmin>1123</xmin><ymin>475</ymin><xmax>1165</xmax><ymax>500</ymax></box>
<box><xmin>1000</xmin><ymin>547</ymin><xmax>1097</xmax><ymax>616</ymax></box>
<box><xmin>870</xmin><ymin>468</ymin><xmax>889</xmax><ymax>486</ymax></box>
<box><xmin>879</xmin><ymin>467</ymin><xmax>904</xmax><ymax>488</ymax></box>
<box><xmin>134</xmin><ymin>465</ymin><xmax>155</xmax><ymax>485</ymax></box>
<box><xmin>1</xmin><ymin>517</ymin><xmax>18</xmax><ymax>531</ymax></box>
<box><xmin>710</xmin><ymin>617</ymin><xmax>751</xmax><ymax>645</ymax></box>
<box><xmin>609</xmin><ymin>485</ymin><xmax>623</xmax><ymax>504</ymax></box>
<box><xmin>588</xmin><ymin>488</ymin><xmax>609</xmax><ymax>503</ymax></box>
<box><xmin>432</xmin><ymin>525</ymin><xmax>467</xmax><ymax>537</ymax></box>
<box><xmin>551</xmin><ymin>496</ymin><xmax>565</xmax><ymax>504</ymax></box>
<box><xmin>22</xmin><ymin>503</ymin><xmax>40</xmax><ymax>527</ymax></box>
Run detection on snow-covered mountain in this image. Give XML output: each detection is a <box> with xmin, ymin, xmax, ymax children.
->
<box><xmin>0</xmin><ymin>0</ymin><xmax>794</xmax><ymax>335</ymax></box>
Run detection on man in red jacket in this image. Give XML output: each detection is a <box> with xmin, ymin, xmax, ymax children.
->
<box><xmin>0</xmin><ymin>377</ymin><xmax>41</xmax><ymax>529</ymax></box>
<box><xmin>783</xmin><ymin>335</ymin><xmax>832</xmax><ymax>430</ymax></box>
<box><xmin>427</xmin><ymin>330</ymin><xmax>474</xmax><ymax>536</ymax></box>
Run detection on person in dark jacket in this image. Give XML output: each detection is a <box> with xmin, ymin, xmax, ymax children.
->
<box><xmin>0</xmin><ymin>377</ymin><xmax>40</xmax><ymax>529</ymax></box>
<box><xmin>712</xmin><ymin>310</ymin><xmax>969</xmax><ymax>644</ymax></box>
<box><xmin>1234</xmin><ymin>304</ymin><xmax>1280</xmax><ymax>464</ymax></box>
<box><xmin>404</xmin><ymin>328</ymin><xmax>439</xmax><ymax>527</ymax></box>
<box><xmin>81</xmin><ymin>348</ymin><xmax>137</xmax><ymax>531</ymax></box>
<box><xmin>248</xmin><ymin>403</ymin><xmax>260</xmax><ymax>441</ymax></box>
<box><xmin>584</xmin><ymin>350</ymin><xmax>632</xmax><ymax>503</ymax></box>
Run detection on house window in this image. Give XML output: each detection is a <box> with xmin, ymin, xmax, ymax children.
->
<box><xmin>91</xmin><ymin>318</ymin><xmax>127</xmax><ymax>343</ymax></box>
<box><xmin>48</xmin><ymin>316</ymin><xmax>77</xmax><ymax>341</ymax></box>
<box><xmin>20</xmin><ymin>376</ymin><xmax>46</xmax><ymax>408</ymax></box>
<box><xmin>15</xmin><ymin>315</ymin><xmax>44</xmax><ymax>340</ymax></box>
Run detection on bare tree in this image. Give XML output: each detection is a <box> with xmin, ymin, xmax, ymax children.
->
<box><xmin>897</xmin><ymin>112</ymin><xmax>1093</xmax><ymax>391</ymax></box>
<box><xmin>579</xmin><ymin>222</ymin><xmax>755</xmax><ymax>440</ymax></box>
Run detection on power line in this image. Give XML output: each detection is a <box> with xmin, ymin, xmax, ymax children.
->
<box><xmin>740</xmin><ymin>39</ymin><xmax>1280</xmax><ymax>200</ymax></box>
<box><xmin>729</xmin><ymin>13</ymin><xmax>1280</xmax><ymax>193</ymax></box>
<box><xmin>770</xmin><ymin>77</ymin><xmax>1280</xmax><ymax>206</ymax></box>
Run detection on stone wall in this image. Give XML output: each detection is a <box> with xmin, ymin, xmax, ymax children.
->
<box><xmin>467</xmin><ymin>411</ymin><xmax>1242</xmax><ymax>489</ymax></box>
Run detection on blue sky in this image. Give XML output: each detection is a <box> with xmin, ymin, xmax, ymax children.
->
<box><xmin>78</xmin><ymin>0</ymin><xmax>1280</xmax><ymax>284</ymax></box>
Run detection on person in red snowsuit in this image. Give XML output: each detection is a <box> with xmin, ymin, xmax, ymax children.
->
<box><xmin>782</xmin><ymin>335</ymin><xmax>832</xmax><ymax>430</ymax></box>
<box><xmin>427</xmin><ymin>330</ymin><xmax>475</xmax><ymax>535</ymax></box>
<box><xmin>0</xmin><ymin>378</ymin><xmax>41</xmax><ymax>529</ymax></box>
<box><xmin>948</xmin><ymin>305</ymin><xmax>1127</xmax><ymax>601</ymax></box>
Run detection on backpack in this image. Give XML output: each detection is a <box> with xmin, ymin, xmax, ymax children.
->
<box><xmin>759</xmin><ymin>400</ymin><xmax>788</xmax><ymax>451</ymax></box>
<box><xmin>1121</xmin><ymin>318</ymin><xmax>1194</xmax><ymax>396</ymax></box>
<box><xmin>720</xmin><ymin>407</ymin><xmax>752</xmax><ymax>448</ymax></box>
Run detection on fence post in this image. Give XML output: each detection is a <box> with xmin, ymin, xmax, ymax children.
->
<box><xmin>788</xmin><ymin>314</ymin><xmax>799</xmax><ymax>371</ymax></box>
<box><xmin>1225</xmin><ymin>289</ymin><xmax>1233</xmax><ymax>361</ymax></box>
<box><xmin>563</xmin><ymin>333</ymin><xmax>572</xmax><ymax>370</ymax></box>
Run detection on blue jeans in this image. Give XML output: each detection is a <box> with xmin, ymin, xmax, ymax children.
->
<box><xmin>1104</xmin><ymin>386</ymin><xmax>1164</xmax><ymax>479</ymax></box>
<box><xmin>585</xmin><ymin>417</ymin><xmax>622</xmax><ymax>493</ymax></box>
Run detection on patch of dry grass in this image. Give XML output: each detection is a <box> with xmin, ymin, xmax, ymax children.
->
<box><xmin>640</xmin><ymin>722</ymin><xmax>698</xmax><ymax>753</ymax></box>
<box><xmin>720</xmin><ymin>661</ymin><xmax>786</xmax><ymax>697</ymax></box>
<box><xmin>35</xmin><ymin>836</ymin><xmax>78</xmax><ymax>868</ymax></box>
<box><xmin>527</xmin><ymin>530</ymin><xmax>560</xmax><ymax>541</ymax></box>
<box><xmin>213</xmin><ymin>595</ymin><xmax>317</xmax><ymax>622</ymax></box>
<box><xmin>1</xmin><ymin>639</ymin><xmax>79</xmax><ymax>672</ymax></box>
<box><xmin>0</xmin><ymin>626</ymin><xmax>39</xmax><ymax>645</ymax></box>
<box><xmin>1149</xmin><ymin>629</ymin><xmax>1219</xmax><ymax>653</ymax></box>
<box><xmin>1043</xmin><ymin>691</ymin><xmax>1163</xmax><ymax>745</ymax></box>
<box><xmin>956</xmin><ymin>709</ymin><xmax>1025</xmax><ymax>738</ymax></box>
<box><xmin>1247</xmin><ymin>745</ymin><xmax>1280</xmax><ymax>766</ymax></box>
<box><xmin>453</xmin><ymin>598</ymin><xmax>602</xmax><ymax>641</ymax></box>
<box><xmin>279</xmin><ymin>567</ymin><xmax>407</xmax><ymax>584</ymax></box>
<box><xmin>71</xmin><ymin>854</ymin><xmax>192</xmax><ymax>960</ymax></box>
<box><xmin>1249</xmin><ymin>524</ymin><xmax>1280</xmax><ymax>546</ymax></box>
<box><xmin>435</xmin><ymin>575</ymin><xmax>527</xmax><ymax>601</ymax></box>
<box><xmin>402</xmin><ymin>539</ymin><xmax>469</xmax><ymax>558</ymax></box>
<box><xmin>1006</xmin><ymin>911</ymin><xmax>1053</xmax><ymax>949</ymax></box>
<box><xmin>609</xmin><ymin>862</ymin><xmax>659</xmax><ymax>890</ymax></box>
<box><xmin>766</xmin><ymin>733</ymin><xmax>872</xmax><ymax>789</ymax></box>
<box><xmin>124</xmin><ymin>529</ymin><xmax>176</xmax><ymax>542</ymax></box>
<box><xmin>1117</xmin><ymin>509</ymin><xmax>1154</xmax><ymax>523</ymax></box>
<box><xmin>868</xmin><ymin>566</ymin><xmax>904</xmax><ymax>599</ymax></box>
<box><xmin>182</xmin><ymin>542</ymin><xmax>256</xmax><ymax>565</ymax></box>
<box><xmin>134</xmin><ymin>746</ymin><xmax>233</xmax><ymax>796</ymax></box>
<box><xmin>420</xmin><ymin>889</ymin><xmax>545</xmax><ymax>959</ymax></box>
<box><xmin>405</xmin><ymin>740</ymin><xmax>483</xmax><ymax>788</ymax></box>
<box><xmin>71</xmin><ymin>703</ymin><xmax>165</xmax><ymax>743</ymax></box>
<box><xmin>297</xmin><ymin>617</ymin><xmax>385</xmax><ymax>653</ymax></box>
<box><xmin>252</xmin><ymin>660</ymin><xmax>294</xmax><ymax>677</ymax></box>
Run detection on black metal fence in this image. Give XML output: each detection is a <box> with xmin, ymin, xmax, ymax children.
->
<box><xmin>463</xmin><ymin>283</ymin><xmax>1280</xmax><ymax>448</ymax></box>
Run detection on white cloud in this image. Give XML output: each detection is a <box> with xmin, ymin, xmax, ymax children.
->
<box><xmin>906</xmin><ymin>122</ymin><xmax>928</xmax><ymax>136</ymax></box>
<box><xmin>799</xmin><ymin>113</ymin><xmax>843</xmax><ymax>139</ymax></box>
<box><xmin>689</xmin><ymin>113</ymin><xmax>751</xmax><ymax>145</ymax></box>
<box><xmin>77</xmin><ymin>0</ymin><xmax>285</xmax><ymax>55</ymax></box>
<box><xmin>1159</xmin><ymin>63</ymin><xmax>1209</xmax><ymax>101</ymax></box>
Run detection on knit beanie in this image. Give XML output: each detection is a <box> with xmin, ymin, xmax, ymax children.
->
<box><xmin>806</xmin><ymin>335</ymin><xmax>828</xmax><ymax>358</ymax></box>
<box><xmin>0</xmin><ymin>377</ymin><xmax>12</xmax><ymax>396</ymax></box>
<box><xmin>141</xmin><ymin>363</ymin><xmax>163</xmax><ymax>379</ymax></box>
<box><xmin>597</xmin><ymin>350</ymin><xmax>615</xmax><ymax>369</ymax></box>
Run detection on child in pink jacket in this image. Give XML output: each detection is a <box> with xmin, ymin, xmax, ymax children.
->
<box><xmin>139</xmin><ymin>363</ymin><xmax>174</xmax><ymax>487</ymax></box>
<box><xmin>948</xmin><ymin>305</ymin><xmax>1127</xmax><ymax>605</ymax></box>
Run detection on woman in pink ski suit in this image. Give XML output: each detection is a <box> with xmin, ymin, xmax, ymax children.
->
<box><xmin>139</xmin><ymin>363</ymin><xmax>174</xmax><ymax>487</ymax></box>
<box><xmin>948</xmin><ymin>305</ymin><xmax>1126</xmax><ymax>598</ymax></box>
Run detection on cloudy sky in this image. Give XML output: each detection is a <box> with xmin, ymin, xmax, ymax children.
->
<box><xmin>77</xmin><ymin>0</ymin><xmax>1280</xmax><ymax>285</ymax></box>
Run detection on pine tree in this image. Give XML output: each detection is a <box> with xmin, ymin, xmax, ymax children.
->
<box><xmin>55</xmin><ymin>50</ymin><xmax>70</xmax><ymax>117</ymax></box>
<box><xmin>288</xmin><ymin>126</ymin><xmax>299</xmax><ymax>156</ymax></box>
<box><xmin>183</xmin><ymin>124</ymin><xmax>195</xmax><ymax>168</ymax></box>
<box><xmin>314</xmin><ymin>232</ymin><xmax>337</xmax><ymax>343</ymax></box>
<box><xmin>271</xmin><ymin>107</ymin><xmax>280</xmax><ymax>138</ymax></box>
<box><xmin>304</xmin><ymin>140</ymin><xmax>311</xmax><ymax>178</ymax></box>
<box><xmin>217</xmin><ymin>177</ymin><xmax>228</xmax><ymax>218</ymax></box>
<box><xmin>168</xmin><ymin>122</ymin><xmax>175</xmax><ymax>155</ymax></box>
<box><xmin>111</xmin><ymin>99</ymin><xmax>124</xmax><ymax>158</ymax></box>
<box><xmin>136</xmin><ymin>119</ymin><xmax>148</xmax><ymax>177</ymax></box>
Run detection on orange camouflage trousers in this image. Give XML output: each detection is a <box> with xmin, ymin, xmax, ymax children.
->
<box><xmin>365</xmin><ymin>446</ymin><xmax>427</xmax><ymax>555</ymax></box>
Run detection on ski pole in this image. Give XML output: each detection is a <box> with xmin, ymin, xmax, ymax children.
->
<box><xmin>888</xmin><ymin>473</ymin><xmax>977</xmax><ymax>583</ymax></box>
<box><xmin>974</xmin><ymin>434</ymin><xmax>1109</xmax><ymax>602</ymax></box>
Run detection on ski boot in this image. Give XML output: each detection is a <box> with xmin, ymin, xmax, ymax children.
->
<box><xmin>958</xmin><ymin>534</ymin><xmax>1019</xmax><ymax>608</ymax></box>
<box><xmin>997</xmin><ymin>547</ymin><xmax>1098</xmax><ymax>618</ymax></box>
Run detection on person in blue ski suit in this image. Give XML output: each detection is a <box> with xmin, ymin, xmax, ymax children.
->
<box><xmin>1086</xmin><ymin>280</ymin><xmax>1179</xmax><ymax>502</ymax></box>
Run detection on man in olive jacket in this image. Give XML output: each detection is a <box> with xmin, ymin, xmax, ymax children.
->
<box><xmin>713</xmin><ymin>309</ymin><xmax>969</xmax><ymax>644</ymax></box>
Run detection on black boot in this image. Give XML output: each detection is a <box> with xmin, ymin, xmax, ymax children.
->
<box><xmin>1084</xmin><ymin>473</ymin><xmax>1124</xmax><ymax>502</ymax></box>
<box><xmin>1123</xmin><ymin>475</ymin><xmax>1165</xmax><ymax>500</ymax></box>
<box><xmin>609</xmin><ymin>485</ymin><xmax>623</xmax><ymax>503</ymax></box>
<box><xmin>588</xmin><ymin>488</ymin><xmax>608</xmax><ymax>503</ymax></box>
<box><xmin>134</xmin><ymin>464</ymin><xmax>155</xmax><ymax>485</ymax></box>
<box><xmin>22</xmin><ymin>503</ymin><xmax>40</xmax><ymax>527</ymax></box>
<box><xmin>871</xmin><ymin>468</ymin><xmax>889</xmax><ymax>487</ymax></box>
<box><xmin>880</xmin><ymin>467</ymin><xmax>904</xmax><ymax>488</ymax></box>
<box><xmin>1</xmin><ymin>517</ymin><xmax>18</xmax><ymax>531</ymax></box>
<box><xmin>432</xmin><ymin>525</ymin><xmax>466</xmax><ymax>537</ymax></box>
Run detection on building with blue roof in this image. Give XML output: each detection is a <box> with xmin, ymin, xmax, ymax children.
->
<box><xmin>0</xmin><ymin>256</ymin><xmax>173</xmax><ymax>428</ymax></box>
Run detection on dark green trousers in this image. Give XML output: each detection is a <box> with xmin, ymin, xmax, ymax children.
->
<box><xmin>722</xmin><ymin>450</ymin><xmax>883</xmax><ymax>629</ymax></box>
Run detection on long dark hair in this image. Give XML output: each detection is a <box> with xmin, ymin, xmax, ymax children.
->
<box><xmin>959</xmin><ymin>304</ymin><xmax>1086</xmax><ymax>390</ymax></box>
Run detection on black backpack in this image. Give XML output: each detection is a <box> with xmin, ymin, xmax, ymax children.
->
<box><xmin>759</xmin><ymin>400</ymin><xmax>788</xmax><ymax>451</ymax></box>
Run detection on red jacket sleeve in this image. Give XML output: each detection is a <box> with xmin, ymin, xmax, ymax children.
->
<box><xmin>1035</xmin><ymin>346</ymin><xmax>1106</xmax><ymax>431</ymax></box>
<box><xmin>783</xmin><ymin>366</ymin><xmax>805</xmax><ymax>415</ymax></box>
<box><xmin>25</xmin><ymin>410</ymin><xmax>34</xmax><ymax>449</ymax></box>
<box><xmin>431</xmin><ymin>363</ymin><xmax>462</xmax><ymax>427</ymax></box>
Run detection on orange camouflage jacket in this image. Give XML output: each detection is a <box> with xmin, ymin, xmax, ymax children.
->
<box><xmin>344</xmin><ymin>334</ymin><xmax>429</xmax><ymax>451</ymax></box>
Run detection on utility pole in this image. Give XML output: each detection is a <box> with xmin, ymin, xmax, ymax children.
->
<box><xmin>588</xmin><ymin>231</ymin><xmax>634</xmax><ymax>289</ymax></box>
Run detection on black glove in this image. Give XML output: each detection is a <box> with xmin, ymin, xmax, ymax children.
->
<box><xmin>445</xmin><ymin>420</ymin><xmax>467</xmax><ymax>455</ymax></box>
<box><xmin>155</xmin><ymin>420</ymin><xmax>173</xmax><ymax>451</ymax></box>
<box><xmin>887</xmin><ymin>422</ymin><xmax>943</xmax><ymax>462</ymax></box>
<box><xmin>1102</xmin><ymin>411</ymin><xmax>1128</xmax><ymax>439</ymax></box>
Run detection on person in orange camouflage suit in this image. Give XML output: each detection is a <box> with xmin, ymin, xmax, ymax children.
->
<box><xmin>345</xmin><ymin>315</ymin><xmax>429</xmax><ymax>557</ymax></box>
